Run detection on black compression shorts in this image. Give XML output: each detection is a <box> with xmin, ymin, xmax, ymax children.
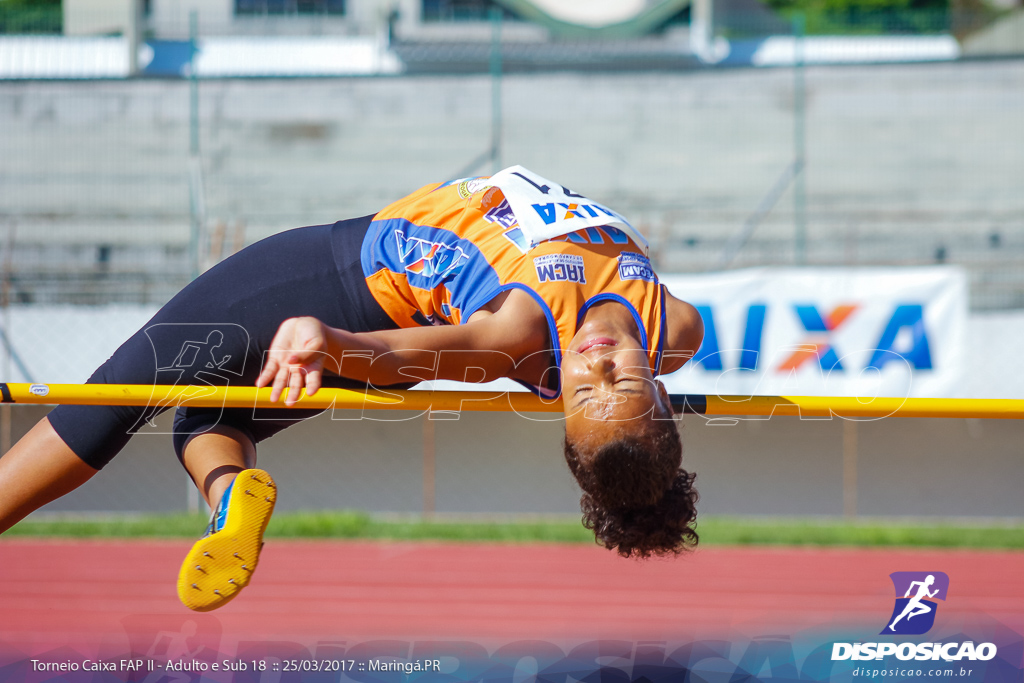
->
<box><xmin>47</xmin><ymin>215</ymin><xmax>400</xmax><ymax>470</ymax></box>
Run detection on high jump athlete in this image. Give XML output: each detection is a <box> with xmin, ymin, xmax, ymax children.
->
<box><xmin>0</xmin><ymin>167</ymin><xmax>704</xmax><ymax>611</ymax></box>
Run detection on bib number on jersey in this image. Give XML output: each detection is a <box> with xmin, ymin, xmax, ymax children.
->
<box><xmin>487</xmin><ymin>166</ymin><xmax>649</xmax><ymax>254</ymax></box>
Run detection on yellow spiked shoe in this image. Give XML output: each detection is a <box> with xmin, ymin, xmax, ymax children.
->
<box><xmin>177</xmin><ymin>469</ymin><xmax>277</xmax><ymax>611</ymax></box>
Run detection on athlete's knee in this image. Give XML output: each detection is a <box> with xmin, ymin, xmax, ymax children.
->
<box><xmin>172</xmin><ymin>409</ymin><xmax>257</xmax><ymax>465</ymax></box>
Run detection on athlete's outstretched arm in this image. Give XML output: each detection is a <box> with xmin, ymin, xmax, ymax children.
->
<box><xmin>257</xmin><ymin>291</ymin><xmax>548</xmax><ymax>405</ymax></box>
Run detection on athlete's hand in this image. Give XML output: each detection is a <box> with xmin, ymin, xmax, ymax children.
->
<box><xmin>257</xmin><ymin>316</ymin><xmax>329</xmax><ymax>405</ymax></box>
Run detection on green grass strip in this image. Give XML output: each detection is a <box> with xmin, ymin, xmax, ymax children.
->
<box><xmin>695</xmin><ymin>517</ymin><xmax>1024</xmax><ymax>549</ymax></box>
<box><xmin>6</xmin><ymin>512</ymin><xmax>1024</xmax><ymax>549</ymax></box>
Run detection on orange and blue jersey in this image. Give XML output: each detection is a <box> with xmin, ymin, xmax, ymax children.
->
<box><xmin>360</xmin><ymin>176</ymin><xmax>667</xmax><ymax>398</ymax></box>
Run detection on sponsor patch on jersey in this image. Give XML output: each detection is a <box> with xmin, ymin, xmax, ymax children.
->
<box><xmin>483</xmin><ymin>199</ymin><xmax>518</xmax><ymax>230</ymax></box>
<box><xmin>534</xmin><ymin>254</ymin><xmax>586</xmax><ymax>284</ymax></box>
<box><xmin>396</xmin><ymin>230</ymin><xmax>470</xmax><ymax>279</ymax></box>
<box><xmin>617</xmin><ymin>252</ymin><xmax>656</xmax><ymax>282</ymax></box>
<box><xmin>456</xmin><ymin>178</ymin><xmax>492</xmax><ymax>199</ymax></box>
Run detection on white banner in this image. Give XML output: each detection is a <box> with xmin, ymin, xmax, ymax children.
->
<box><xmin>660</xmin><ymin>267</ymin><xmax>968</xmax><ymax>399</ymax></box>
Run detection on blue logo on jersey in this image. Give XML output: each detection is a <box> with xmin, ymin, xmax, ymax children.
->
<box><xmin>882</xmin><ymin>572</ymin><xmax>949</xmax><ymax>635</ymax></box>
<box><xmin>395</xmin><ymin>230</ymin><xmax>470</xmax><ymax>279</ymax></box>
<box><xmin>483</xmin><ymin>199</ymin><xmax>518</xmax><ymax>230</ymax></box>
<box><xmin>617</xmin><ymin>252</ymin><xmax>656</xmax><ymax>282</ymax></box>
<box><xmin>534</xmin><ymin>254</ymin><xmax>586</xmax><ymax>284</ymax></box>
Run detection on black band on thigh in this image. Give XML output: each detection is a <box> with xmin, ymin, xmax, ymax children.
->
<box><xmin>171</xmin><ymin>406</ymin><xmax>329</xmax><ymax>463</ymax></box>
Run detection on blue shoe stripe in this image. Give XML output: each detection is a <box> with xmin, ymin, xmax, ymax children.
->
<box><xmin>205</xmin><ymin>477</ymin><xmax>235</xmax><ymax>536</ymax></box>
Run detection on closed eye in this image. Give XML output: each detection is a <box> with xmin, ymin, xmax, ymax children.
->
<box><xmin>573</xmin><ymin>380</ymin><xmax>643</xmax><ymax>409</ymax></box>
<box><xmin>614</xmin><ymin>378</ymin><xmax>645</xmax><ymax>395</ymax></box>
<box><xmin>572</xmin><ymin>385</ymin><xmax>594</xmax><ymax>410</ymax></box>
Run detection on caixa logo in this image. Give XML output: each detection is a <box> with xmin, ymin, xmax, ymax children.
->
<box><xmin>692</xmin><ymin>303</ymin><xmax>933</xmax><ymax>373</ymax></box>
<box><xmin>831</xmin><ymin>572</ymin><xmax>998</xmax><ymax>663</ymax></box>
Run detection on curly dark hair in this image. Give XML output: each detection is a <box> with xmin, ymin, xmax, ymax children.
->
<box><xmin>563</xmin><ymin>418</ymin><xmax>699</xmax><ymax>559</ymax></box>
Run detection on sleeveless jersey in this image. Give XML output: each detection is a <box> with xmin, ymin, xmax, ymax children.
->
<box><xmin>360</xmin><ymin>177</ymin><xmax>667</xmax><ymax>398</ymax></box>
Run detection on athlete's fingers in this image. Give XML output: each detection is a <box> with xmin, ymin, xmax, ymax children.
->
<box><xmin>269</xmin><ymin>363</ymin><xmax>290</xmax><ymax>403</ymax></box>
<box><xmin>260</xmin><ymin>318</ymin><xmax>329</xmax><ymax>402</ymax></box>
<box><xmin>259</xmin><ymin>318</ymin><xmax>297</xmax><ymax>389</ymax></box>
<box><xmin>256</xmin><ymin>355</ymin><xmax>279</xmax><ymax>388</ymax></box>
<box><xmin>305</xmin><ymin>367</ymin><xmax>322</xmax><ymax>397</ymax></box>
<box><xmin>267</xmin><ymin>365</ymin><xmax>284</xmax><ymax>403</ymax></box>
<box><xmin>285</xmin><ymin>366</ymin><xmax>305</xmax><ymax>407</ymax></box>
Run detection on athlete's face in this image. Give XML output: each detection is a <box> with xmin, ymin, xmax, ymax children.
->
<box><xmin>561</xmin><ymin>319</ymin><xmax>672</xmax><ymax>447</ymax></box>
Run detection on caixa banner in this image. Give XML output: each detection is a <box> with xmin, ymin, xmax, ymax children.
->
<box><xmin>660</xmin><ymin>267</ymin><xmax>967</xmax><ymax>400</ymax></box>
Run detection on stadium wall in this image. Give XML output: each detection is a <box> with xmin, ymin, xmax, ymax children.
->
<box><xmin>2</xmin><ymin>60</ymin><xmax>1022</xmax><ymax>308</ymax></box>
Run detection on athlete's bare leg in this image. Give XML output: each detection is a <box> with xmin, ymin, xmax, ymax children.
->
<box><xmin>180</xmin><ymin>426</ymin><xmax>257</xmax><ymax>510</ymax></box>
<box><xmin>177</xmin><ymin>425</ymin><xmax>270</xmax><ymax>612</ymax></box>
<box><xmin>0</xmin><ymin>417</ymin><xmax>99</xmax><ymax>534</ymax></box>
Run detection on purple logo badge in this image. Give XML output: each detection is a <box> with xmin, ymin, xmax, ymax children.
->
<box><xmin>881</xmin><ymin>571</ymin><xmax>949</xmax><ymax>635</ymax></box>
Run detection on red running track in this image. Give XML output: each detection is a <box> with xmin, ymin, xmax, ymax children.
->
<box><xmin>1</xmin><ymin>539</ymin><xmax>1023</xmax><ymax>655</ymax></box>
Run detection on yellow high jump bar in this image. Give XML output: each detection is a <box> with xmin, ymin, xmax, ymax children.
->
<box><xmin>1</xmin><ymin>383</ymin><xmax>1023</xmax><ymax>419</ymax></box>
